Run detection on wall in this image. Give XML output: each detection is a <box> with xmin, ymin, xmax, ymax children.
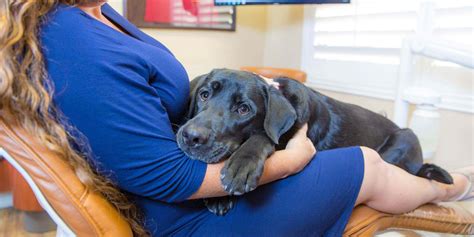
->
<box><xmin>110</xmin><ymin>2</ymin><xmax>307</xmax><ymax>76</ymax></box>
<box><xmin>109</xmin><ymin>1</ymin><xmax>268</xmax><ymax>78</ymax></box>
<box><xmin>319</xmin><ymin>90</ymin><xmax>474</xmax><ymax>170</ymax></box>
<box><xmin>263</xmin><ymin>5</ymin><xmax>304</xmax><ymax>69</ymax></box>
<box><xmin>142</xmin><ymin>7</ymin><xmax>269</xmax><ymax>78</ymax></box>
<box><xmin>110</xmin><ymin>2</ymin><xmax>305</xmax><ymax>76</ymax></box>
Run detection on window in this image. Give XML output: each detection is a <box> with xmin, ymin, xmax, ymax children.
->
<box><xmin>301</xmin><ymin>0</ymin><xmax>473</xmax><ymax>113</ymax></box>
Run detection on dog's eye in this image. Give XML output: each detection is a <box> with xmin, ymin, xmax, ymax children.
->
<box><xmin>211</xmin><ymin>81</ymin><xmax>220</xmax><ymax>90</ymax></box>
<box><xmin>237</xmin><ymin>104</ymin><xmax>250</xmax><ymax>115</ymax></box>
<box><xmin>199</xmin><ymin>91</ymin><xmax>210</xmax><ymax>101</ymax></box>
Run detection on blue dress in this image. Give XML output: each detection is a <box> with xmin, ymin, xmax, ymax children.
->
<box><xmin>41</xmin><ymin>4</ymin><xmax>365</xmax><ymax>236</ymax></box>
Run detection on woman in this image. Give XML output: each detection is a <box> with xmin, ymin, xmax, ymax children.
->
<box><xmin>1</xmin><ymin>0</ymin><xmax>472</xmax><ymax>236</ymax></box>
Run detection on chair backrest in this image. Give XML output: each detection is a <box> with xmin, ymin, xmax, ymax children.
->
<box><xmin>0</xmin><ymin>113</ymin><xmax>132</xmax><ymax>237</ymax></box>
<box><xmin>240</xmin><ymin>66</ymin><xmax>307</xmax><ymax>83</ymax></box>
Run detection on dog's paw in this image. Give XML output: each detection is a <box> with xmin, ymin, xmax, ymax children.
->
<box><xmin>220</xmin><ymin>156</ymin><xmax>265</xmax><ymax>195</ymax></box>
<box><xmin>204</xmin><ymin>196</ymin><xmax>236</xmax><ymax>216</ymax></box>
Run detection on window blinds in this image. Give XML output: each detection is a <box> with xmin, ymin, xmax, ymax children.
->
<box><xmin>312</xmin><ymin>0</ymin><xmax>473</xmax><ymax>64</ymax></box>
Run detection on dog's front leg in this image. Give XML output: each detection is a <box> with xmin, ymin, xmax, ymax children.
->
<box><xmin>221</xmin><ymin>133</ymin><xmax>275</xmax><ymax>195</ymax></box>
<box><xmin>203</xmin><ymin>196</ymin><xmax>237</xmax><ymax>216</ymax></box>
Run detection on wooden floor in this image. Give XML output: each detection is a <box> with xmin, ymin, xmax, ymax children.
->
<box><xmin>0</xmin><ymin>208</ymin><xmax>56</xmax><ymax>237</ymax></box>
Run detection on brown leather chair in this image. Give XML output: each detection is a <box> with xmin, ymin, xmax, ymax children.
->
<box><xmin>0</xmin><ymin>114</ymin><xmax>132</xmax><ymax>237</ymax></box>
<box><xmin>1</xmin><ymin>108</ymin><xmax>473</xmax><ymax>236</ymax></box>
<box><xmin>241</xmin><ymin>66</ymin><xmax>307</xmax><ymax>83</ymax></box>
<box><xmin>0</xmin><ymin>159</ymin><xmax>44</xmax><ymax>212</ymax></box>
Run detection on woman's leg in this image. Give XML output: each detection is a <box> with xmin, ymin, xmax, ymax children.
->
<box><xmin>176</xmin><ymin>147</ymin><xmax>366</xmax><ymax>237</ymax></box>
<box><xmin>152</xmin><ymin>146</ymin><xmax>470</xmax><ymax>236</ymax></box>
<box><xmin>356</xmin><ymin>146</ymin><xmax>471</xmax><ymax>214</ymax></box>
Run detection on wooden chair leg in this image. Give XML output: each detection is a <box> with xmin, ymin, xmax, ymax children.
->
<box><xmin>0</xmin><ymin>159</ymin><xmax>12</xmax><ymax>192</ymax></box>
<box><xmin>12</xmin><ymin>168</ymin><xmax>43</xmax><ymax>212</ymax></box>
<box><xmin>11</xmin><ymin>167</ymin><xmax>56</xmax><ymax>233</ymax></box>
<box><xmin>0</xmin><ymin>160</ymin><xmax>13</xmax><ymax>209</ymax></box>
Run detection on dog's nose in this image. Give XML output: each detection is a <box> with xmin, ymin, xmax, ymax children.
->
<box><xmin>182</xmin><ymin>126</ymin><xmax>210</xmax><ymax>147</ymax></box>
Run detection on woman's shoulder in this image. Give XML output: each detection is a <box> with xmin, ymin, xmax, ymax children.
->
<box><xmin>41</xmin><ymin>4</ymin><xmax>90</xmax><ymax>33</ymax></box>
<box><xmin>40</xmin><ymin>4</ymin><xmax>117</xmax><ymax>61</ymax></box>
<box><xmin>40</xmin><ymin>3</ymin><xmax>113</xmax><ymax>52</ymax></box>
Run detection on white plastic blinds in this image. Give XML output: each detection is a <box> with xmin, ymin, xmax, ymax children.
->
<box><xmin>312</xmin><ymin>0</ymin><xmax>474</xmax><ymax>64</ymax></box>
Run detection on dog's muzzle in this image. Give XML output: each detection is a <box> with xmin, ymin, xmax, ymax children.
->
<box><xmin>177</xmin><ymin>124</ymin><xmax>231</xmax><ymax>163</ymax></box>
<box><xmin>181</xmin><ymin>124</ymin><xmax>211</xmax><ymax>148</ymax></box>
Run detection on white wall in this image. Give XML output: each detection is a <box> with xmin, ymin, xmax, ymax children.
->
<box><xmin>142</xmin><ymin>6</ymin><xmax>268</xmax><ymax>79</ymax></box>
<box><xmin>109</xmin><ymin>1</ymin><xmax>269</xmax><ymax>79</ymax></box>
<box><xmin>319</xmin><ymin>90</ymin><xmax>474</xmax><ymax>170</ymax></box>
<box><xmin>263</xmin><ymin>5</ymin><xmax>304</xmax><ymax>69</ymax></box>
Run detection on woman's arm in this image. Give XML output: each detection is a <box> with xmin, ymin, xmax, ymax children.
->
<box><xmin>189</xmin><ymin>124</ymin><xmax>316</xmax><ymax>199</ymax></box>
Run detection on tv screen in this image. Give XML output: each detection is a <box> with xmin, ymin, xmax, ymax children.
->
<box><xmin>215</xmin><ymin>0</ymin><xmax>349</xmax><ymax>5</ymax></box>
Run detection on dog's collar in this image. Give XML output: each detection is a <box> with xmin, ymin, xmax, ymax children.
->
<box><xmin>259</xmin><ymin>75</ymin><xmax>280</xmax><ymax>90</ymax></box>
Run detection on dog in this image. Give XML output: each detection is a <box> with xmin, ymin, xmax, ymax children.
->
<box><xmin>177</xmin><ymin>68</ymin><xmax>453</xmax><ymax>215</ymax></box>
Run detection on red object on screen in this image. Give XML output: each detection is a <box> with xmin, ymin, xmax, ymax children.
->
<box><xmin>144</xmin><ymin>0</ymin><xmax>172</xmax><ymax>23</ymax></box>
<box><xmin>182</xmin><ymin>0</ymin><xmax>199</xmax><ymax>16</ymax></box>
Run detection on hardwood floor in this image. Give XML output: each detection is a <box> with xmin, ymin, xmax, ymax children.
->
<box><xmin>0</xmin><ymin>208</ymin><xmax>56</xmax><ymax>237</ymax></box>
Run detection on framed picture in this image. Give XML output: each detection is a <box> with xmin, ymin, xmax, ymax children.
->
<box><xmin>125</xmin><ymin>0</ymin><xmax>236</xmax><ymax>31</ymax></box>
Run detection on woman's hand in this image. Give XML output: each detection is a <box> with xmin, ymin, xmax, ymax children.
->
<box><xmin>258</xmin><ymin>124</ymin><xmax>316</xmax><ymax>185</ymax></box>
<box><xmin>283</xmin><ymin>124</ymin><xmax>317</xmax><ymax>174</ymax></box>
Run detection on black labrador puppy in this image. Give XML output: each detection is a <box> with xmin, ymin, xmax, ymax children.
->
<box><xmin>177</xmin><ymin>69</ymin><xmax>452</xmax><ymax>215</ymax></box>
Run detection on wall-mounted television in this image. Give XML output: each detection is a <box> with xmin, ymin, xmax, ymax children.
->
<box><xmin>214</xmin><ymin>0</ymin><xmax>349</xmax><ymax>5</ymax></box>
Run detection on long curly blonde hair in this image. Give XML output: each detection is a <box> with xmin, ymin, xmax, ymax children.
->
<box><xmin>0</xmin><ymin>0</ymin><xmax>148</xmax><ymax>235</ymax></box>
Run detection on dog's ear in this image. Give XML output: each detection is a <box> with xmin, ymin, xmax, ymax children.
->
<box><xmin>274</xmin><ymin>78</ymin><xmax>311</xmax><ymax>125</ymax></box>
<box><xmin>264</xmin><ymin>86</ymin><xmax>297</xmax><ymax>144</ymax></box>
<box><xmin>187</xmin><ymin>74</ymin><xmax>208</xmax><ymax>118</ymax></box>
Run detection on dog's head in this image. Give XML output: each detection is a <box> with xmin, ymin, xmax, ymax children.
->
<box><xmin>177</xmin><ymin>69</ymin><xmax>297</xmax><ymax>163</ymax></box>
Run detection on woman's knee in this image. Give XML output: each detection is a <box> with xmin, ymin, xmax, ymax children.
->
<box><xmin>356</xmin><ymin>146</ymin><xmax>388</xmax><ymax>204</ymax></box>
<box><xmin>360</xmin><ymin>146</ymin><xmax>384</xmax><ymax>169</ymax></box>
<box><xmin>360</xmin><ymin>146</ymin><xmax>390</xmax><ymax>181</ymax></box>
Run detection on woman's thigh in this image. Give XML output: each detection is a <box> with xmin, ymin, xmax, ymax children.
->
<box><xmin>188</xmin><ymin>146</ymin><xmax>365</xmax><ymax>237</ymax></box>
